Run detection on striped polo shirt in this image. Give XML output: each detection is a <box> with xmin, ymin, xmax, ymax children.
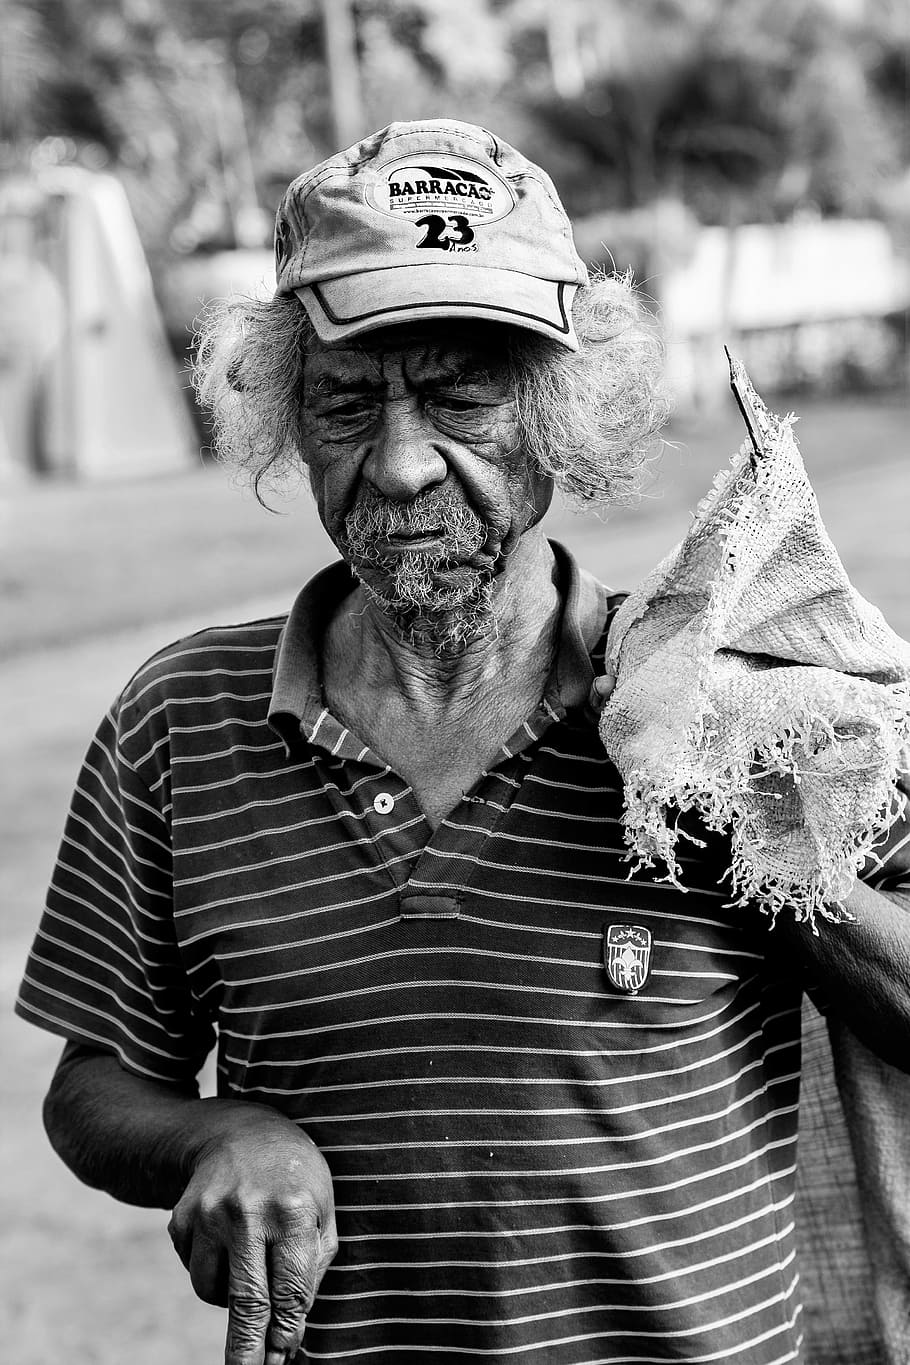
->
<box><xmin>19</xmin><ymin>541</ymin><xmax>813</xmax><ymax>1362</ymax></box>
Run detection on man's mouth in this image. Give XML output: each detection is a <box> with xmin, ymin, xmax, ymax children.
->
<box><xmin>382</xmin><ymin>527</ymin><xmax>445</xmax><ymax>549</ymax></box>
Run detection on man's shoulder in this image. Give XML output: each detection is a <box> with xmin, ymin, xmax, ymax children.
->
<box><xmin>550</xmin><ymin>541</ymin><xmax>627</xmax><ymax>661</ymax></box>
<box><xmin>577</xmin><ymin>565</ymin><xmax>628</xmax><ymax>664</ymax></box>
<box><xmin>115</xmin><ymin>613</ymin><xmax>288</xmax><ymax>723</ymax></box>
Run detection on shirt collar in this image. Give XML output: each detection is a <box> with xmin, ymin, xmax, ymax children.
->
<box><xmin>268</xmin><ymin>540</ymin><xmax>611</xmax><ymax>757</ymax></box>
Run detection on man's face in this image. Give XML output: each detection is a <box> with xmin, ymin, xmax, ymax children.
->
<box><xmin>299</xmin><ymin>323</ymin><xmax>553</xmax><ymax>652</ymax></box>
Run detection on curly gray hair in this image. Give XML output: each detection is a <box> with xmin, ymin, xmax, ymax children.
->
<box><xmin>193</xmin><ymin>273</ymin><xmax>668</xmax><ymax>506</ymax></box>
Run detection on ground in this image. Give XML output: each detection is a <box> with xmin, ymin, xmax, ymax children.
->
<box><xmin>1</xmin><ymin>395</ymin><xmax>907</xmax><ymax>1363</ymax></box>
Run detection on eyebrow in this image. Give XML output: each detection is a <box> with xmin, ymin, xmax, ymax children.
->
<box><xmin>444</xmin><ymin>366</ymin><xmax>497</xmax><ymax>386</ymax></box>
<box><xmin>310</xmin><ymin>368</ymin><xmax>498</xmax><ymax>395</ymax></box>
<box><xmin>411</xmin><ymin>362</ymin><xmax>505</xmax><ymax>391</ymax></box>
<box><xmin>308</xmin><ymin>374</ymin><xmax>384</xmax><ymax>397</ymax></box>
<box><xmin>306</xmin><ymin>351</ymin><xmax>505</xmax><ymax>398</ymax></box>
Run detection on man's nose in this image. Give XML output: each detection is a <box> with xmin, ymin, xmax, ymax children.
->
<box><xmin>362</xmin><ymin>401</ymin><xmax>448</xmax><ymax>501</ymax></box>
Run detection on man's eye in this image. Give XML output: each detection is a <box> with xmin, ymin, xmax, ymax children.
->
<box><xmin>326</xmin><ymin>400</ymin><xmax>374</xmax><ymax>419</ymax></box>
<box><xmin>430</xmin><ymin>395</ymin><xmax>483</xmax><ymax>415</ymax></box>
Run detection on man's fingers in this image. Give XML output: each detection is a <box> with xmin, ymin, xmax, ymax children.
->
<box><xmin>587</xmin><ymin>665</ymin><xmax>617</xmax><ymax>717</ymax></box>
<box><xmin>226</xmin><ymin>1241</ymin><xmax>272</xmax><ymax>1365</ymax></box>
<box><xmin>263</xmin><ymin>1227</ymin><xmax>322</xmax><ymax>1365</ymax></box>
<box><xmin>188</xmin><ymin>1230</ymin><xmax>231</xmax><ymax>1306</ymax></box>
<box><xmin>316</xmin><ymin>1209</ymin><xmax>339</xmax><ymax>1281</ymax></box>
<box><xmin>264</xmin><ymin>1297</ymin><xmax>307</xmax><ymax>1365</ymax></box>
<box><xmin>226</xmin><ymin>1291</ymin><xmax>272</xmax><ymax>1365</ymax></box>
<box><xmin>167</xmin><ymin>1204</ymin><xmax>191</xmax><ymax>1266</ymax></box>
<box><xmin>169</xmin><ymin>1201</ymin><xmax>231</xmax><ymax>1306</ymax></box>
<box><xmin>193</xmin><ymin>1233</ymin><xmax>233</xmax><ymax>1304</ymax></box>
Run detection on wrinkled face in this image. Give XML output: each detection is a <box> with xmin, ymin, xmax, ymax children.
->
<box><xmin>299</xmin><ymin>323</ymin><xmax>553</xmax><ymax>653</ymax></box>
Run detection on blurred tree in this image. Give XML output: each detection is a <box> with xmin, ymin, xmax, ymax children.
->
<box><xmin>515</xmin><ymin>0</ymin><xmax>908</xmax><ymax>222</ymax></box>
<box><xmin>0</xmin><ymin>0</ymin><xmax>113</xmax><ymax>156</ymax></box>
<box><xmin>319</xmin><ymin>0</ymin><xmax>364</xmax><ymax>148</ymax></box>
<box><xmin>0</xmin><ymin>0</ymin><xmax>330</xmax><ymax>249</ymax></box>
<box><xmin>1</xmin><ymin>0</ymin><xmax>907</xmax><ymax>254</ymax></box>
<box><xmin>0</xmin><ymin>0</ymin><xmax>57</xmax><ymax>151</ymax></box>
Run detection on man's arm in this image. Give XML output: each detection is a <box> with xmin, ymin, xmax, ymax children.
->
<box><xmin>771</xmin><ymin>881</ymin><xmax>910</xmax><ymax>1073</ymax></box>
<box><xmin>45</xmin><ymin>1042</ymin><xmax>337</xmax><ymax>1365</ymax></box>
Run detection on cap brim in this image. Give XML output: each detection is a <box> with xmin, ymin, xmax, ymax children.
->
<box><xmin>295</xmin><ymin>265</ymin><xmax>579</xmax><ymax>351</ymax></box>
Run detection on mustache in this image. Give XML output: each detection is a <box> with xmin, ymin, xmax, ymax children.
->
<box><xmin>341</xmin><ymin>487</ymin><xmax>488</xmax><ymax>558</ymax></box>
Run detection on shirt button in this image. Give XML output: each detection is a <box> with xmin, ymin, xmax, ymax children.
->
<box><xmin>373</xmin><ymin>792</ymin><xmax>394</xmax><ymax>815</ymax></box>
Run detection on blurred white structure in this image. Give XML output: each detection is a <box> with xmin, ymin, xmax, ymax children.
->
<box><xmin>0</xmin><ymin>168</ymin><xmax>197</xmax><ymax>481</ymax></box>
<box><xmin>660</xmin><ymin>219</ymin><xmax>910</xmax><ymax>408</ymax></box>
<box><xmin>159</xmin><ymin>247</ymin><xmax>274</xmax><ymax>329</ymax></box>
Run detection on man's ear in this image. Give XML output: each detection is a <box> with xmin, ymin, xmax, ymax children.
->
<box><xmin>524</xmin><ymin>468</ymin><xmax>555</xmax><ymax>530</ymax></box>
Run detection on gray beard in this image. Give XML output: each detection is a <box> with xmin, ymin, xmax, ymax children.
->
<box><xmin>340</xmin><ymin>489</ymin><xmax>497</xmax><ymax>656</ymax></box>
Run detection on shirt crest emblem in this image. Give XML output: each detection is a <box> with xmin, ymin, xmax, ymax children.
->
<box><xmin>603</xmin><ymin>923</ymin><xmax>653</xmax><ymax>994</ymax></box>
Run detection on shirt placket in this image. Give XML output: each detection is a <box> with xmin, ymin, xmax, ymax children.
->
<box><xmin>296</xmin><ymin>694</ymin><xmax>435</xmax><ymax>904</ymax></box>
<box><xmin>398</xmin><ymin>688</ymin><xmax>571</xmax><ymax>915</ymax></box>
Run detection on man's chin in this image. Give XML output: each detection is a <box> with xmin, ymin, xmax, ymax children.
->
<box><xmin>352</xmin><ymin>560</ymin><xmax>497</xmax><ymax>654</ymax></box>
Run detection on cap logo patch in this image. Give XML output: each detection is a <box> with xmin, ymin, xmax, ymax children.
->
<box><xmin>366</xmin><ymin>152</ymin><xmax>514</xmax><ymax>251</ymax></box>
<box><xmin>603</xmin><ymin>923</ymin><xmax>653</xmax><ymax>995</ymax></box>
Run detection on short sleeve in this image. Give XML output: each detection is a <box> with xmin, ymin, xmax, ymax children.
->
<box><xmin>15</xmin><ymin>699</ymin><xmax>215</xmax><ymax>1086</ymax></box>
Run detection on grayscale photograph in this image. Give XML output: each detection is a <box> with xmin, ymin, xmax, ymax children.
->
<box><xmin>2</xmin><ymin>2</ymin><xmax>908</xmax><ymax>1362</ymax></box>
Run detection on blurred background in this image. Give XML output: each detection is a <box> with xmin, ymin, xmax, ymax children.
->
<box><xmin>1</xmin><ymin>1</ymin><xmax>908</xmax><ymax>1361</ymax></box>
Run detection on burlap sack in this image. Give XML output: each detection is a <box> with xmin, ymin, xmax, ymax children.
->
<box><xmin>598</xmin><ymin>353</ymin><xmax>910</xmax><ymax>926</ymax></box>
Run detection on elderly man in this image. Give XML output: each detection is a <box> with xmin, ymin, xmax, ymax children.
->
<box><xmin>16</xmin><ymin>119</ymin><xmax>910</xmax><ymax>1364</ymax></box>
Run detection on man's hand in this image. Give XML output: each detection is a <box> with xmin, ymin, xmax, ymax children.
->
<box><xmin>168</xmin><ymin>1123</ymin><xmax>337</xmax><ymax>1365</ymax></box>
<box><xmin>43</xmin><ymin>1046</ymin><xmax>338</xmax><ymax>1365</ymax></box>
<box><xmin>586</xmin><ymin>664</ymin><xmax>617</xmax><ymax>720</ymax></box>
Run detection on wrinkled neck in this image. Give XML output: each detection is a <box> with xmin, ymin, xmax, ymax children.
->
<box><xmin>330</xmin><ymin>529</ymin><xmax>560</xmax><ymax>715</ymax></box>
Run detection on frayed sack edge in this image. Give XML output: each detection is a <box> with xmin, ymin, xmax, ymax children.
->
<box><xmin>617</xmin><ymin>684</ymin><xmax>910</xmax><ymax>933</ymax></box>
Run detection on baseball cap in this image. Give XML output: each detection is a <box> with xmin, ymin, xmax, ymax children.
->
<box><xmin>273</xmin><ymin>119</ymin><xmax>588</xmax><ymax>351</ymax></box>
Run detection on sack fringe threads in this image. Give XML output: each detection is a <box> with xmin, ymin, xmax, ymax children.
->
<box><xmin>599</xmin><ymin>353</ymin><xmax>910</xmax><ymax>930</ymax></box>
